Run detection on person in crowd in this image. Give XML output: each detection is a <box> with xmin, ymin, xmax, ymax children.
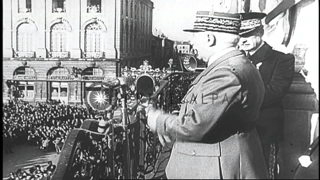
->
<box><xmin>8</xmin><ymin>172</ymin><xmax>16</xmax><ymax>180</ymax></box>
<box><xmin>41</xmin><ymin>137</ymin><xmax>50</xmax><ymax>152</ymax></box>
<box><xmin>46</xmin><ymin>161</ymin><xmax>56</xmax><ymax>173</ymax></box>
<box><xmin>238</xmin><ymin>12</ymin><xmax>295</xmax><ymax>179</ymax></box>
<box><xmin>53</xmin><ymin>137</ymin><xmax>61</xmax><ymax>154</ymax></box>
<box><xmin>142</xmin><ymin>11</ymin><xmax>268</xmax><ymax>179</ymax></box>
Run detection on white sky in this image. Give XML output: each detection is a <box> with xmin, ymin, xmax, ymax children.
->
<box><xmin>152</xmin><ymin>0</ymin><xmax>215</xmax><ymax>41</ymax></box>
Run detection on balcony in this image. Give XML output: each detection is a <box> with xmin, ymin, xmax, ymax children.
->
<box><xmin>87</xmin><ymin>5</ymin><xmax>101</xmax><ymax>13</ymax></box>
<box><xmin>16</xmin><ymin>52</ymin><xmax>35</xmax><ymax>58</ymax></box>
<box><xmin>53</xmin><ymin>7</ymin><xmax>66</xmax><ymax>13</ymax></box>
<box><xmin>49</xmin><ymin>52</ymin><xmax>70</xmax><ymax>58</ymax></box>
<box><xmin>83</xmin><ymin>52</ymin><xmax>105</xmax><ymax>59</ymax></box>
<box><xmin>18</xmin><ymin>8</ymin><xmax>32</xmax><ymax>13</ymax></box>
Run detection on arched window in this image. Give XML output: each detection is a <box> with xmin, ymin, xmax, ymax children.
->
<box><xmin>51</xmin><ymin>23</ymin><xmax>67</xmax><ymax>52</ymax></box>
<box><xmin>16</xmin><ymin>23</ymin><xmax>36</xmax><ymax>57</ymax></box>
<box><xmin>82</xmin><ymin>67</ymin><xmax>103</xmax><ymax>76</ymax></box>
<box><xmin>13</xmin><ymin>67</ymin><xmax>35</xmax><ymax>76</ymax></box>
<box><xmin>50</xmin><ymin>23</ymin><xmax>69</xmax><ymax>58</ymax></box>
<box><xmin>85</xmin><ymin>22</ymin><xmax>105</xmax><ymax>58</ymax></box>
<box><xmin>17</xmin><ymin>23</ymin><xmax>36</xmax><ymax>52</ymax></box>
<box><xmin>48</xmin><ymin>67</ymin><xmax>69</xmax><ymax>76</ymax></box>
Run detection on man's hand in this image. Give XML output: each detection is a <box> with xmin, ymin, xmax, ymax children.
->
<box><xmin>147</xmin><ymin>108</ymin><xmax>162</xmax><ymax>132</ymax></box>
<box><xmin>136</xmin><ymin>96</ymin><xmax>151</xmax><ymax>116</ymax></box>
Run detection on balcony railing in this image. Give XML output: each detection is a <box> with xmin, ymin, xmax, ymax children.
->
<box><xmin>18</xmin><ymin>8</ymin><xmax>31</xmax><ymax>13</ymax></box>
<box><xmin>49</xmin><ymin>51</ymin><xmax>70</xmax><ymax>58</ymax></box>
<box><xmin>51</xmin><ymin>68</ymin><xmax>200</xmax><ymax>179</ymax></box>
<box><xmin>87</xmin><ymin>5</ymin><xmax>101</xmax><ymax>13</ymax></box>
<box><xmin>83</xmin><ymin>51</ymin><xmax>105</xmax><ymax>59</ymax></box>
<box><xmin>53</xmin><ymin>7</ymin><xmax>66</xmax><ymax>13</ymax></box>
<box><xmin>16</xmin><ymin>52</ymin><xmax>35</xmax><ymax>58</ymax></box>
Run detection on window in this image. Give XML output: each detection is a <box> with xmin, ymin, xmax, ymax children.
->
<box><xmin>130</xmin><ymin>1</ymin><xmax>133</xmax><ymax>18</ymax></box>
<box><xmin>17</xmin><ymin>23</ymin><xmax>35</xmax><ymax>53</ymax></box>
<box><xmin>25</xmin><ymin>68</ymin><xmax>35</xmax><ymax>75</ymax></box>
<box><xmin>87</xmin><ymin>0</ymin><xmax>101</xmax><ymax>13</ymax></box>
<box><xmin>52</xmin><ymin>0</ymin><xmax>66</xmax><ymax>13</ymax></box>
<box><xmin>50</xmin><ymin>67</ymin><xmax>69</xmax><ymax>76</ymax></box>
<box><xmin>93</xmin><ymin>68</ymin><xmax>103</xmax><ymax>76</ymax></box>
<box><xmin>51</xmin><ymin>82</ymin><xmax>68</xmax><ymax>98</ymax></box>
<box><xmin>50</xmin><ymin>23</ymin><xmax>67</xmax><ymax>52</ymax></box>
<box><xmin>125</xmin><ymin>0</ymin><xmax>128</xmax><ymax>17</ymax></box>
<box><xmin>18</xmin><ymin>0</ymin><xmax>32</xmax><ymax>13</ymax></box>
<box><xmin>126</xmin><ymin>22</ymin><xmax>129</xmax><ymax>52</ymax></box>
<box><xmin>14</xmin><ymin>67</ymin><xmax>35</xmax><ymax>76</ymax></box>
<box><xmin>121</xmin><ymin>19</ymin><xmax>125</xmax><ymax>51</ymax></box>
<box><xmin>134</xmin><ymin>4</ymin><xmax>138</xmax><ymax>19</ymax></box>
<box><xmin>82</xmin><ymin>67</ymin><xmax>103</xmax><ymax>76</ymax></box>
<box><xmin>18</xmin><ymin>82</ymin><xmax>34</xmax><ymax>99</ymax></box>
<box><xmin>85</xmin><ymin>22</ymin><xmax>103</xmax><ymax>52</ymax></box>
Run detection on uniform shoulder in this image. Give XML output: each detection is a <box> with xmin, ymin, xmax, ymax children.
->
<box><xmin>272</xmin><ymin>49</ymin><xmax>295</xmax><ymax>61</ymax></box>
<box><xmin>228</xmin><ymin>53</ymin><xmax>254</xmax><ymax>72</ymax></box>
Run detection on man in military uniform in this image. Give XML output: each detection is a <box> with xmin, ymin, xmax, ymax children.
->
<box><xmin>238</xmin><ymin>12</ymin><xmax>295</xmax><ymax>179</ymax></box>
<box><xmin>143</xmin><ymin>11</ymin><xmax>268</xmax><ymax>179</ymax></box>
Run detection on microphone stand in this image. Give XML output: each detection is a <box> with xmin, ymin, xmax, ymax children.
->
<box><xmin>119</xmin><ymin>79</ymin><xmax>132</xmax><ymax>179</ymax></box>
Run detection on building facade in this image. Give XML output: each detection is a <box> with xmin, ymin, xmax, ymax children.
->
<box><xmin>175</xmin><ymin>42</ymin><xmax>192</xmax><ymax>54</ymax></box>
<box><xmin>2</xmin><ymin>0</ymin><xmax>154</xmax><ymax>105</ymax></box>
<box><xmin>150</xmin><ymin>35</ymin><xmax>174</xmax><ymax>69</ymax></box>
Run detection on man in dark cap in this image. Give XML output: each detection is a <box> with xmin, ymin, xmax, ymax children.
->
<box><xmin>142</xmin><ymin>10</ymin><xmax>268</xmax><ymax>179</ymax></box>
<box><xmin>238</xmin><ymin>12</ymin><xmax>295</xmax><ymax>179</ymax></box>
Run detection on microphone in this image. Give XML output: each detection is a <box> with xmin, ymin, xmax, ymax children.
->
<box><xmin>102</xmin><ymin>77</ymin><xmax>129</xmax><ymax>100</ymax></box>
<box><xmin>102</xmin><ymin>77</ymin><xmax>128</xmax><ymax>88</ymax></box>
<box><xmin>101</xmin><ymin>78</ymin><xmax>121</xmax><ymax>89</ymax></box>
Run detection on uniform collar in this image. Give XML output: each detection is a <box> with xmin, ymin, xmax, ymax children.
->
<box><xmin>248</xmin><ymin>41</ymin><xmax>265</xmax><ymax>56</ymax></box>
<box><xmin>208</xmin><ymin>47</ymin><xmax>237</xmax><ymax>66</ymax></box>
<box><xmin>250</xmin><ymin>42</ymin><xmax>273</xmax><ymax>64</ymax></box>
<box><xmin>191</xmin><ymin>49</ymin><xmax>243</xmax><ymax>86</ymax></box>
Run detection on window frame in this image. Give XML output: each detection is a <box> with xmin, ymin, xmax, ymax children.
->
<box><xmin>50</xmin><ymin>23</ymin><xmax>68</xmax><ymax>52</ymax></box>
<box><xmin>17</xmin><ymin>23</ymin><xmax>35</xmax><ymax>53</ymax></box>
<box><xmin>18</xmin><ymin>81</ymin><xmax>35</xmax><ymax>99</ymax></box>
<box><xmin>84</xmin><ymin>22</ymin><xmax>104</xmax><ymax>54</ymax></box>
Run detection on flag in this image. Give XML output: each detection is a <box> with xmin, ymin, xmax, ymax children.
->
<box><xmin>265</xmin><ymin>0</ymin><xmax>302</xmax><ymax>24</ymax></box>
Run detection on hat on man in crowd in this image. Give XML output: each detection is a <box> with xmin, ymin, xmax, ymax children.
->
<box><xmin>183</xmin><ymin>11</ymin><xmax>241</xmax><ymax>35</ymax></box>
<box><xmin>239</xmin><ymin>12</ymin><xmax>266</xmax><ymax>37</ymax></box>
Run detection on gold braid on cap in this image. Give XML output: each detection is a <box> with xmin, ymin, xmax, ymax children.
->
<box><xmin>193</xmin><ymin>15</ymin><xmax>240</xmax><ymax>34</ymax></box>
<box><xmin>240</xmin><ymin>19</ymin><xmax>262</xmax><ymax>30</ymax></box>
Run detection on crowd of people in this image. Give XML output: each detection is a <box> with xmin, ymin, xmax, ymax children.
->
<box><xmin>7</xmin><ymin>161</ymin><xmax>56</xmax><ymax>180</ymax></box>
<box><xmin>3</xmin><ymin>99</ymin><xmax>98</xmax><ymax>179</ymax></box>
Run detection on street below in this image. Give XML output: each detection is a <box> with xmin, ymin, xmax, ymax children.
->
<box><xmin>2</xmin><ymin>145</ymin><xmax>60</xmax><ymax>179</ymax></box>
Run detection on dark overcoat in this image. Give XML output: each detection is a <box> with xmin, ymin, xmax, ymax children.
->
<box><xmin>249</xmin><ymin>43</ymin><xmax>295</xmax><ymax>144</ymax></box>
<box><xmin>155</xmin><ymin>49</ymin><xmax>269</xmax><ymax>179</ymax></box>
